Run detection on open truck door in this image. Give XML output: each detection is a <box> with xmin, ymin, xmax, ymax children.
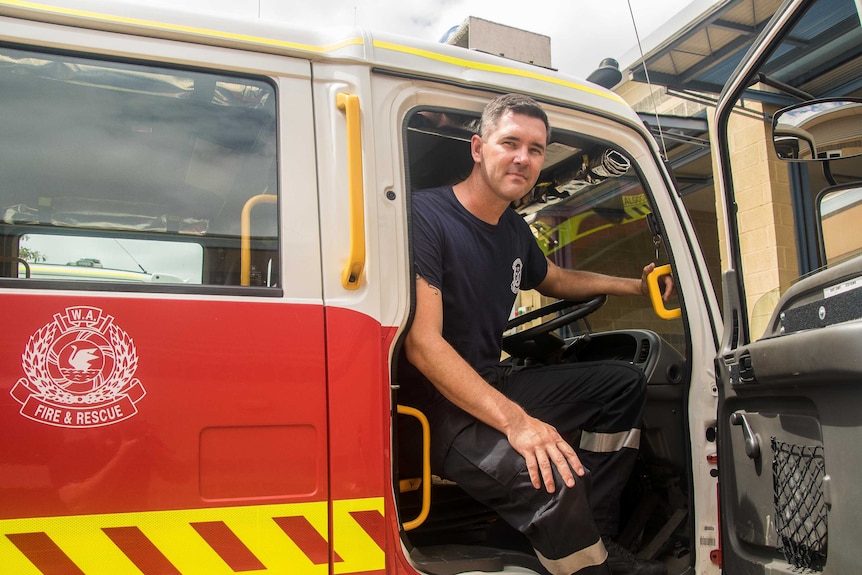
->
<box><xmin>713</xmin><ymin>0</ymin><xmax>862</xmax><ymax>572</ymax></box>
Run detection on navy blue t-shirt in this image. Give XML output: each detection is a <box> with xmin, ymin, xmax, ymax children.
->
<box><xmin>411</xmin><ymin>185</ymin><xmax>548</xmax><ymax>376</ymax></box>
<box><xmin>399</xmin><ymin>186</ymin><xmax>548</xmax><ymax>451</ymax></box>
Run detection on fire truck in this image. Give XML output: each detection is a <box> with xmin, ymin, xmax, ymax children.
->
<box><xmin>1</xmin><ymin>0</ymin><xmax>860</xmax><ymax>573</ymax></box>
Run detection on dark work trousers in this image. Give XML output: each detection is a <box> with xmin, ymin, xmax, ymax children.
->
<box><xmin>438</xmin><ymin>360</ymin><xmax>646</xmax><ymax>575</ymax></box>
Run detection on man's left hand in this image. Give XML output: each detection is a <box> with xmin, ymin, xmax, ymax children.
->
<box><xmin>640</xmin><ymin>263</ymin><xmax>675</xmax><ymax>301</ymax></box>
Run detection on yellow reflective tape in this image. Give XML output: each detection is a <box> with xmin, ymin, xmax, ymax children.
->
<box><xmin>372</xmin><ymin>40</ymin><xmax>627</xmax><ymax>106</ymax></box>
<box><xmin>0</xmin><ymin>0</ymin><xmax>364</xmax><ymax>54</ymax></box>
<box><xmin>1</xmin><ymin>498</ymin><xmax>385</xmax><ymax>574</ymax></box>
<box><xmin>1</xmin><ymin>0</ymin><xmax>627</xmax><ymax>106</ymax></box>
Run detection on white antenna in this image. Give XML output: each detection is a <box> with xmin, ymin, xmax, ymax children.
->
<box><xmin>627</xmin><ymin>0</ymin><xmax>669</xmax><ymax>160</ymax></box>
<box><xmin>114</xmin><ymin>239</ymin><xmax>147</xmax><ymax>274</ymax></box>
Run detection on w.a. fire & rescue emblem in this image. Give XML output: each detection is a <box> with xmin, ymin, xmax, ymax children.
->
<box><xmin>10</xmin><ymin>306</ymin><xmax>145</xmax><ymax>428</ymax></box>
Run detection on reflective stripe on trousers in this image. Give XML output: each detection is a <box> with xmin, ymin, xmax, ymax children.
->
<box><xmin>536</xmin><ymin>538</ymin><xmax>608</xmax><ymax>575</ymax></box>
<box><xmin>580</xmin><ymin>428</ymin><xmax>641</xmax><ymax>453</ymax></box>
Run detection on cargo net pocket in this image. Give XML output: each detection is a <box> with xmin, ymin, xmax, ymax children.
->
<box><xmin>772</xmin><ymin>438</ymin><xmax>827</xmax><ymax>571</ymax></box>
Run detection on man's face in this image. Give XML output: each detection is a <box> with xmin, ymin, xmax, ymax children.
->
<box><xmin>473</xmin><ymin>111</ymin><xmax>547</xmax><ymax>204</ymax></box>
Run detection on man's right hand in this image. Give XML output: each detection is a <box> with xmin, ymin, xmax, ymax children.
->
<box><xmin>506</xmin><ymin>414</ymin><xmax>585</xmax><ymax>493</ymax></box>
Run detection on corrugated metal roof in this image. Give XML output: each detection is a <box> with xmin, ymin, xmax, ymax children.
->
<box><xmin>627</xmin><ymin>0</ymin><xmax>862</xmax><ymax>101</ymax></box>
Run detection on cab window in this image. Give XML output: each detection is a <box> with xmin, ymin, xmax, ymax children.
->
<box><xmin>0</xmin><ymin>46</ymin><xmax>278</xmax><ymax>289</ymax></box>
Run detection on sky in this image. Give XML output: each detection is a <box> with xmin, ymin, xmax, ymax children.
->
<box><xmin>146</xmin><ymin>0</ymin><xmax>714</xmax><ymax>80</ymax></box>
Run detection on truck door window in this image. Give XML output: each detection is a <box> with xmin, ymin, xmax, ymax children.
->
<box><xmin>0</xmin><ymin>46</ymin><xmax>278</xmax><ymax>289</ymax></box>
<box><xmin>721</xmin><ymin>6</ymin><xmax>862</xmax><ymax>339</ymax></box>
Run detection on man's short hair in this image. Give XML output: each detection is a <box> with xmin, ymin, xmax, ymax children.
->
<box><xmin>479</xmin><ymin>93</ymin><xmax>551</xmax><ymax>144</ymax></box>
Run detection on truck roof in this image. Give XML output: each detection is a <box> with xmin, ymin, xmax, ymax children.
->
<box><xmin>0</xmin><ymin>0</ymin><xmax>645</xmax><ymax>130</ymax></box>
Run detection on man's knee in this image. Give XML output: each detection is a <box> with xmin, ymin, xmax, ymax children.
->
<box><xmin>611</xmin><ymin>361</ymin><xmax>647</xmax><ymax>391</ymax></box>
<box><xmin>606</xmin><ymin>362</ymin><xmax>647</xmax><ymax>411</ymax></box>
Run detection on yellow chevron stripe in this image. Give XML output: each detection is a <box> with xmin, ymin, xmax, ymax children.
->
<box><xmin>333</xmin><ymin>497</ymin><xmax>386</xmax><ymax>574</ymax></box>
<box><xmin>0</xmin><ymin>536</ymin><xmax>42</xmax><ymax>575</ymax></box>
<box><xmin>0</xmin><ymin>498</ymin><xmax>385</xmax><ymax>575</ymax></box>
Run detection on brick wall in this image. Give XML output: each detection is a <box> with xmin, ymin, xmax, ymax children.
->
<box><xmin>716</xmin><ymin>102</ymin><xmax>799</xmax><ymax>334</ymax></box>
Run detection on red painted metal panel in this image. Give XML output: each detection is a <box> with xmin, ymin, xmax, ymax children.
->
<box><xmin>325</xmin><ymin>308</ymin><xmax>395</xmax><ymax>502</ymax></box>
<box><xmin>199</xmin><ymin>425</ymin><xmax>319</xmax><ymax>499</ymax></box>
<box><xmin>325</xmin><ymin>308</ymin><xmax>403</xmax><ymax>570</ymax></box>
<box><xmin>0</xmin><ymin>294</ymin><xmax>328</xmax><ymax>520</ymax></box>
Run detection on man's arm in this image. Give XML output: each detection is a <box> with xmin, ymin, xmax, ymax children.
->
<box><xmin>536</xmin><ymin>260</ymin><xmax>674</xmax><ymax>302</ymax></box>
<box><xmin>403</xmin><ymin>275</ymin><xmax>584</xmax><ymax>493</ymax></box>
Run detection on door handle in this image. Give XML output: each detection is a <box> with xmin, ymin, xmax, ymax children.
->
<box><xmin>240</xmin><ymin>194</ymin><xmax>277</xmax><ymax>286</ymax></box>
<box><xmin>730</xmin><ymin>412</ymin><xmax>761</xmax><ymax>459</ymax></box>
<box><xmin>738</xmin><ymin>353</ymin><xmax>755</xmax><ymax>383</ymax></box>
<box><xmin>397</xmin><ymin>405</ymin><xmax>431</xmax><ymax>531</ymax></box>
<box><xmin>336</xmin><ymin>92</ymin><xmax>365</xmax><ymax>290</ymax></box>
<box><xmin>646</xmin><ymin>264</ymin><xmax>680</xmax><ymax>320</ymax></box>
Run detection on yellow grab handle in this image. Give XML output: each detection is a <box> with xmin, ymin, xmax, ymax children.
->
<box><xmin>397</xmin><ymin>405</ymin><xmax>431</xmax><ymax>531</ymax></box>
<box><xmin>240</xmin><ymin>194</ymin><xmax>277</xmax><ymax>286</ymax></box>
<box><xmin>647</xmin><ymin>264</ymin><xmax>681</xmax><ymax>320</ymax></box>
<box><xmin>336</xmin><ymin>92</ymin><xmax>365</xmax><ymax>290</ymax></box>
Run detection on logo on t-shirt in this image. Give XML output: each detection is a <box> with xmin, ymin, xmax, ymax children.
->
<box><xmin>511</xmin><ymin>258</ymin><xmax>523</xmax><ymax>294</ymax></box>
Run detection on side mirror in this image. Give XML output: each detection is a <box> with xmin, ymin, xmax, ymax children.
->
<box><xmin>772</xmin><ymin>98</ymin><xmax>862</xmax><ymax>161</ymax></box>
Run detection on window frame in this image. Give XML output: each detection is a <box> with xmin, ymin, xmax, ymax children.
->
<box><xmin>0</xmin><ymin>42</ymin><xmax>282</xmax><ymax>296</ymax></box>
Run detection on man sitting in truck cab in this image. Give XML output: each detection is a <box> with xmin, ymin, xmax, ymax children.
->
<box><xmin>399</xmin><ymin>93</ymin><xmax>673</xmax><ymax>575</ymax></box>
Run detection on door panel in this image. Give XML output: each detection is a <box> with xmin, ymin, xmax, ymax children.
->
<box><xmin>712</xmin><ymin>0</ymin><xmax>862</xmax><ymax>572</ymax></box>
<box><xmin>718</xmin><ymin>258</ymin><xmax>862</xmax><ymax>574</ymax></box>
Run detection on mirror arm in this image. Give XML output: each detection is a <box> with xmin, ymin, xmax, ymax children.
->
<box><xmin>754</xmin><ymin>72</ymin><xmax>813</xmax><ymax>101</ymax></box>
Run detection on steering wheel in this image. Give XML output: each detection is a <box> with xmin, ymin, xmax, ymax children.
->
<box><xmin>502</xmin><ymin>295</ymin><xmax>607</xmax><ymax>358</ymax></box>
